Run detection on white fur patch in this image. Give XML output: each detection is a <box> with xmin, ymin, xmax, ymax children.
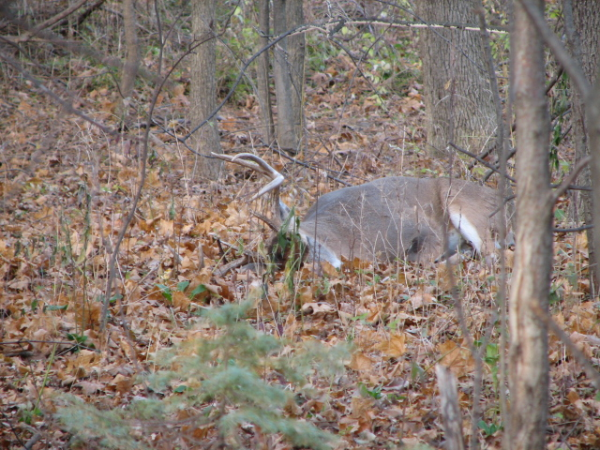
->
<box><xmin>303</xmin><ymin>234</ymin><xmax>342</xmax><ymax>268</ymax></box>
<box><xmin>449</xmin><ymin>211</ymin><xmax>482</xmax><ymax>253</ymax></box>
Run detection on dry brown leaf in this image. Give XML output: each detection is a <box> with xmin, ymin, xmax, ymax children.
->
<box><xmin>321</xmin><ymin>261</ymin><xmax>339</xmax><ymax>277</ymax></box>
<box><xmin>110</xmin><ymin>374</ymin><xmax>133</xmax><ymax>394</ymax></box>
<box><xmin>375</xmin><ymin>332</ymin><xmax>407</xmax><ymax>358</ymax></box>
<box><xmin>348</xmin><ymin>352</ymin><xmax>374</xmax><ymax>371</ymax></box>
<box><xmin>65</xmin><ymin>350</ymin><xmax>99</xmax><ymax>379</ymax></box>
<box><xmin>172</xmin><ymin>291</ymin><xmax>190</xmax><ymax>310</ymax></box>
<box><xmin>297</xmin><ymin>285</ymin><xmax>317</xmax><ymax>304</ymax></box>
<box><xmin>158</xmin><ymin>219</ymin><xmax>174</xmax><ymax>236</ymax></box>
<box><xmin>350</xmin><ymin>396</ymin><xmax>375</xmax><ymax>419</ymax></box>
<box><xmin>437</xmin><ymin>340</ymin><xmax>474</xmax><ymax>378</ymax></box>
<box><xmin>301</xmin><ymin>302</ymin><xmax>335</xmax><ymax>316</ymax></box>
<box><xmin>76</xmin><ymin>380</ymin><xmax>105</xmax><ymax>395</ymax></box>
<box><xmin>408</xmin><ymin>289</ymin><xmax>435</xmax><ymax>310</ymax></box>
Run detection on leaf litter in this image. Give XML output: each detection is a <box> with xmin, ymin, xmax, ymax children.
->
<box><xmin>0</xmin><ymin>53</ymin><xmax>599</xmax><ymax>450</ymax></box>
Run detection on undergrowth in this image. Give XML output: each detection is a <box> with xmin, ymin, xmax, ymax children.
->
<box><xmin>55</xmin><ymin>301</ymin><xmax>350</xmax><ymax>449</ymax></box>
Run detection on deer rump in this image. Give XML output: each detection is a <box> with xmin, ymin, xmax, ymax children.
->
<box><xmin>294</xmin><ymin>177</ymin><xmax>500</xmax><ymax>268</ymax></box>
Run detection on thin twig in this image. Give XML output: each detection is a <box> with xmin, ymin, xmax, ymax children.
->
<box><xmin>517</xmin><ymin>0</ymin><xmax>590</xmax><ymax>98</ymax></box>
<box><xmin>532</xmin><ymin>303</ymin><xmax>600</xmax><ymax>391</ymax></box>
<box><xmin>0</xmin><ymin>340</ymin><xmax>96</xmax><ymax>351</ymax></box>
<box><xmin>450</xmin><ymin>142</ymin><xmax>516</xmax><ymax>183</ymax></box>
<box><xmin>545</xmin><ymin>66</ymin><xmax>564</xmax><ymax>95</ymax></box>
<box><xmin>99</xmin><ymin>40</ymin><xmax>192</xmax><ymax>332</ymax></box>
<box><xmin>270</xmin><ymin>147</ymin><xmax>350</xmax><ymax>186</ymax></box>
<box><xmin>75</xmin><ymin>0</ymin><xmax>107</xmax><ymax>27</ymax></box>
<box><xmin>0</xmin><ymin>49</ymin><xmax>116</xmax><ymax>136</ymax></box>
<box><xmin>552</xmin><ymin>156</ymin><xmax>591</xmax><ymax>202</ymax></box>
<box><xmin>20</xmin><ymin>0</ymin><xmax>88</xmax><ymax>41</ymax></box>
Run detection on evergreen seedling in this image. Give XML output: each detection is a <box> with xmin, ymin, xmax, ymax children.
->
<box><xmin>56</xmin><ymin>301</ymin><xmax>348</xmax><ymax>449</ymax></box>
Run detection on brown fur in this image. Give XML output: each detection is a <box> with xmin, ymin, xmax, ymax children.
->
<box><xmin>300</xmin><ymin>177</ymin><xmax>505</xmax><ymax>265</ymax></box>
<box><xmin>214</xmin><ymin>153</ymin><xmax>512</xmax><ymax>268</ymax></box>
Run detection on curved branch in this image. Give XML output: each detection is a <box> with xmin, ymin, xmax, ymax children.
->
<box><xmin>551</xmin><ymin>155</ymin><xmax>591</xmax><ymax>203</ymax></box>
<box><xmin>449</xmin><ymin>142</ymin><xmax>516</xmax><ymax>183</ymax></box>
<box><xmin>517</xmin><ymin>0</ymin><xmax>591</xmax><ymax>98</ymax></box>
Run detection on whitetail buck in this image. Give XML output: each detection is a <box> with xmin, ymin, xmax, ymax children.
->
<box><xmin>214</xmin><ymin>153</ymin><xmax>510</xmax><ymax>268</ymax></box>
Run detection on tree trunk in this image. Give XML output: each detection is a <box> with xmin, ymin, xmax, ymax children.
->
<box><xmin>117</xmin><ymin>0</ymin><xmax>139</xmax><ymax>125</ymax></box>
<box><xmin>506</xmin><ymin>1</ymin><xmax>551</xmax><ymax>449</ymax></box>
<box><xmin>272</xmin><ymin>0</ymin><xmax>305</xmax><ymax>155</ymax></box>
<box><xmin>588</xmin><ymin>70</ymin><xmax>600</xmax><ymax>294</ymax></box>
<box><xmin>190</xmin><ymin>0</ymin><xmax>223</xmax><ymax>180</ymax></box>
<box><xmin>415</xmin><ymin>0</ymin><xmax>497</xmax><ymax>158</ymax></box>
<box><xmin>256</xmin><ymin>0</ymin><xmax>274</xmax><ymax>145</ymax></box>
<box><xmin>564</xmin><ymin>0</ymin><xmax>600</xmax><ymax>296</ymax></box>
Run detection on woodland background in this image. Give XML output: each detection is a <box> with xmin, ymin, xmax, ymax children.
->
<box><xmin>1</xmin><ymin>0</ymin><xmax>599</xmax><ymax>449</ymax></box>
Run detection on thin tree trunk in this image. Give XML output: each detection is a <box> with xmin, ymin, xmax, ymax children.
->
<box><xmin>506</xmin><ymin>1</ymin><xmax>551</xmax><ymax>449</ymax></box>
<box><xmin>564</xmin><ymin>0</ymin><xmax>600</xmax><ymax>296</ymax></box>
<box><xmin>272</xmin><ymin>0</ymin><xmax>305</xmax><ymax>155</ymax></box>
<box><xmin>588</xmin><ymin>73</ymin><xmax>600</xmax><ymax>290</ymax></box>
<box><xmin>190</xmin><ymin>0</ymin><xmax>222</xmax><ymax>180</ymax></box>
<box><xmin>256</xmin><ymin>0</ymin><xmax>274</xmax><ymax>145</ymax></box>
<box><xmin>435</xmin><ymin>365</ymin><xmax>466</xmax><ymax>450</ymax></box>
<box><xmin>117</xmin><ymin>0</ymin><xmax>139</xmax><ymax>125</ymax></box>
<box><xmin>416</xmin><ymin>0</ymin><xmax>497</xmax><ymax>158</ymax></box>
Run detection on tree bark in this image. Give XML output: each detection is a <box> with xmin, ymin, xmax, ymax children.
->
<box><xmin>256</xmin><ymin>0</ymin><xmax>274</xmax><ymax>145</ymax></box>
<box><xmin>190</xmin><ymin>0</ymin><xmax>223</xmax><ymax>180</ymax></box>
<box><xmin>272</xmin><ymin>0</ymin><xmax>305</xmax><ymax>155</ymax></box>
<box><xmin>415</xmin><ymin>0</ymin><xmax>497</xmax><ymax>158</ymax></box>
<box><xmin>563</xmin><ymin>0</ymin><xmax>600</xmax><ymax>296</ymax></box>
<box><xmin>506</xmin><ymin>1</ymin><xmax>551</xmax><ymax>449</ymax></box>
<box><xmin>588</xmin><ymin>70</ymin><xmax>600</xmax><ymax>294</ymax></box>
<box><xmin>435</xmin><ymin>365</ymin><xmax>466</xmax><ymax>450</ymax></box>
<box><xmin>117</xmin><ymin>0</ymin><xmax>139</xmax><ymax>125</ymax></box>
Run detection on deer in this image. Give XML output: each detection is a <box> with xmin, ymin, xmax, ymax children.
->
<box><xmin>213</xmin><ymin>152</ymin><xmax>512</xmax><ymax>269</ymax></box>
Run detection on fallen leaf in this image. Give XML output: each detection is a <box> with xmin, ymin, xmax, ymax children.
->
<box><xmin>301</xmin><ymin>302</ymin><xmax>335</xmax><ymax>316</ymax></box>
<box><xmin>348</xmin><ymin>352</ymin><xmax>374</xmax><ymax>371</ymax></box>
<box><xmin>376</xmin><ymin>332</ymin><xmax>407</xmax><ymax>358</ymax></box>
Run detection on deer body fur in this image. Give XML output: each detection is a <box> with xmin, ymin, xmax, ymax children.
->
<box><xmin>214</xmin><ymin>153</ymin><xmax>508</xmax><ymax>268</ymax></box>
<box><xmin>299</xmin><ymin>176</ymin><xmax>501</xmax><ymax>267</ymax></box>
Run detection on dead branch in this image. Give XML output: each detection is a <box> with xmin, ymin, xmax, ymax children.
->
<box><xmin>435</xmin><ymin>365</ymin><xmax>466</xmax><ymax>450</ymax></box>
<box><xmin>532</xmin><ymin>303</ymin><xmax>600</xmax><ymax>391</ymax></box>
<box><xmin>14</xmin><ymin>0</ymin><xmax>88</xmax><ymax>41</ymax></box>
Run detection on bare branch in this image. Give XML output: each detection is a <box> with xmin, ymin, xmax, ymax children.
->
<box><xmin>449</xmin><ymin>142</ymin><xmax>516</xmax><ymax>183</ymax></box>
<box><xmin>19</xmin><ymin>0</ymin><xmax>88</xmax><ymax>41</ymax></box>
<box><xmin>99</xmin><ymin>46</ymin><xmax>184</xmax><ymax>332</ymax></box>
<box><xmin>2</xmin><ymin>20</ymin><xmax>171</xmax><ymax>89</ymax></box>
<box><xmin>552</xmin><ymin>155</ymin><xmax>591</xmax><ymax>202</ymax></box>
<box><xmin>517</xmin><ymin>0</ymin><xmax>591</xmax><ymax>98</ymax></box>
<box><xmin>553</xmin><ymin>224</ymin><xmax>593</xmax><ymax>233</ymax></box>
<box><xmin>0</xmin><ymin>49</ymin><xmax>116</xmax><ymax>136</ymax></box>
<box><xmin>532</xmin><ymin>303</ymin><xmax>600</xmax><ymax>391</ymax></box>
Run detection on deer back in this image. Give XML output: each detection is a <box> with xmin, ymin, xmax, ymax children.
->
<box><xmin>298</xmin><ymin>177</ymin><xmax>501</xmax><ymax>266</ymax></box>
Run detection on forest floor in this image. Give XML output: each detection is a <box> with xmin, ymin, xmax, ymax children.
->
<box><xmin>1</xmin><ymin>38</ymin><xmax>600</xmax><ymax>450</ymax></box>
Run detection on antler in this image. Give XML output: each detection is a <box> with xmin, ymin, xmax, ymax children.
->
<box><xmin>213</xmin><ymin>152</ymin><xmax>291</xmax><ymax>231</ymax></box>
<box><xmin>211</xmin><ymin>153</ymin><xmax>284</xmax><ymax>200</ymax></box>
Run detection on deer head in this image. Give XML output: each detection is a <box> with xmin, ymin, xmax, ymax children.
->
<box><xmin>214</xmin><ymin>153</ymin><xmax>511</xmax><ymax>268</ymax></box>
